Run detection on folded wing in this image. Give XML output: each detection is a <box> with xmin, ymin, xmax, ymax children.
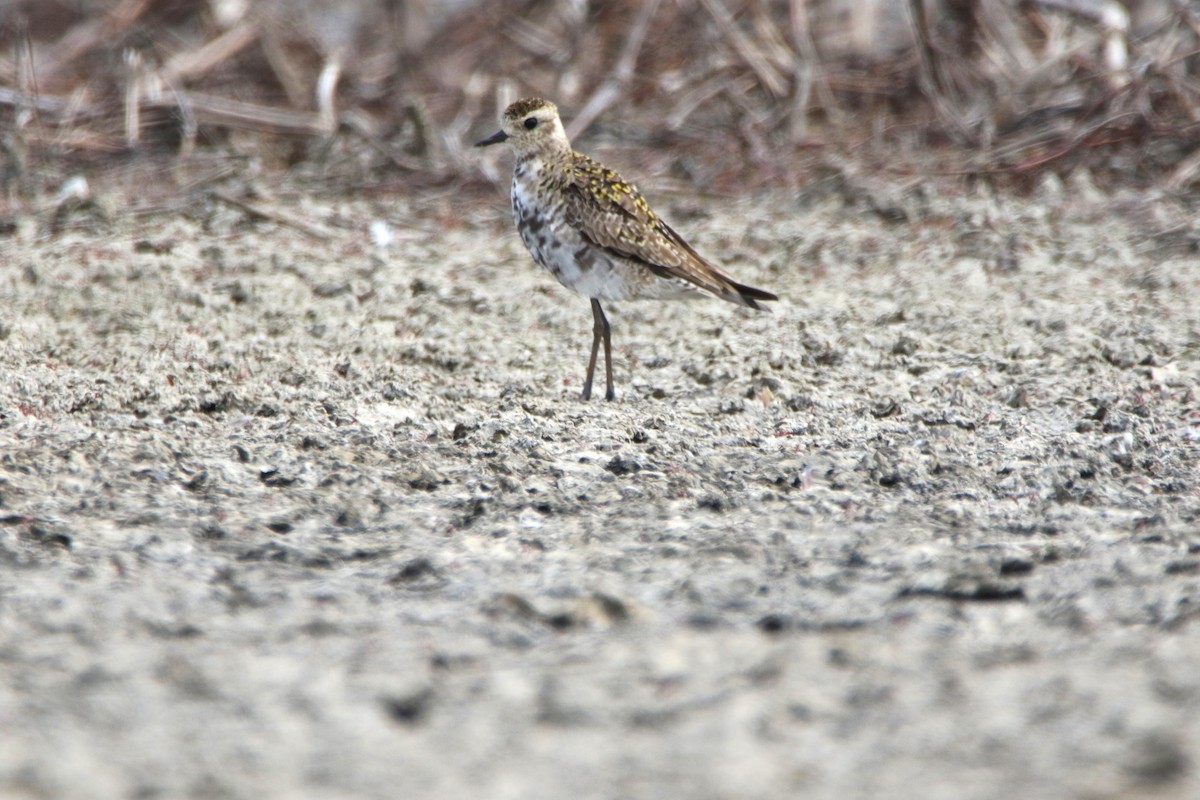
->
<box><xmin>562</xmin><ymin>154</ymin><xmax>778</xmax><ymax>310</ymax></box>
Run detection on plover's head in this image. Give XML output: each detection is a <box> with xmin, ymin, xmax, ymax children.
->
<box><xmin>475</xmin><ymin>97</ymin><xmax>569</xmax><ymax>156</ymax></box>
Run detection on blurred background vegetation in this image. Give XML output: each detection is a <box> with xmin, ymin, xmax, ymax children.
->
<box><xmin>2</xmin><ymin>0</ymin><xmax>1199</xmax><ymax>211</ymax></box>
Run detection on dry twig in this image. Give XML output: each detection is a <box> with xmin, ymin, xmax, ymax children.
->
<box><xmin>210</xmin><ymin>189</ymin><xmax>335</xmax><ymax>240</ymax></box>
<box><xmin>566</xmin><ymin>0</ymin><xmax>660</xmax><ymax>140</ymax></box>
<box><xmin>698</xmin><ymin>0</ymin><xmax>789</xmax><ymax>98</ymax></box>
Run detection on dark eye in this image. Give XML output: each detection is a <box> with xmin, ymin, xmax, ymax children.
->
<box><xmin>523</xmin><ymin>117</ymin><xmax>538</xmax><ymax>130</ymax></box>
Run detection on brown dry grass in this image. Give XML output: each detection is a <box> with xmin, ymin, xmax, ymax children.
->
<box><xmin>3</xmin><ymin>0</ymin><xmax>1200</xmax><ymax>210</ymax></box>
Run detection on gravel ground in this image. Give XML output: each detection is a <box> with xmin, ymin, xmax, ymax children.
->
<box><xmin>1</xmin><ymin>171</ymin><xmax>1198</xmax><ymax>800</ymax></box>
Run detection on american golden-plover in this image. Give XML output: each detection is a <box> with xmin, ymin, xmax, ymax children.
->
<box><xmin>476</xmin><ymin>97</ymin><xmax>777</xmax><ymax>401</ymax></box>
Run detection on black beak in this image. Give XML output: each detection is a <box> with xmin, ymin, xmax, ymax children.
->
<box><xmin>475</xmin><ymin>130</ymin><xmax>509</xmax><ymax>148</ymax></box>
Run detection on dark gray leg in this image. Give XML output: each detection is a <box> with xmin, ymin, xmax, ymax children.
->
<box><xmin>582</xmin><ymin>299</ymin><xmax>615</xmax><ymax>401</ymax></box>
<box><xmin>598</xmin><ymin>301</ymin><xmax>615</xmax><ymax>401</ymax></box>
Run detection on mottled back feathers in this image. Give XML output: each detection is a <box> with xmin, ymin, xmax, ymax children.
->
<box><xmin>561</xmin><ymin>153</ymin><xmax>776</xmax><ymax>310</ymax></box>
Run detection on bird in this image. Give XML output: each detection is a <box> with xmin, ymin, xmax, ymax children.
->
<box><xmin>476</xmin><ymin>97</ymin><xmax>777</xmax><ymax>401</ymax></box>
